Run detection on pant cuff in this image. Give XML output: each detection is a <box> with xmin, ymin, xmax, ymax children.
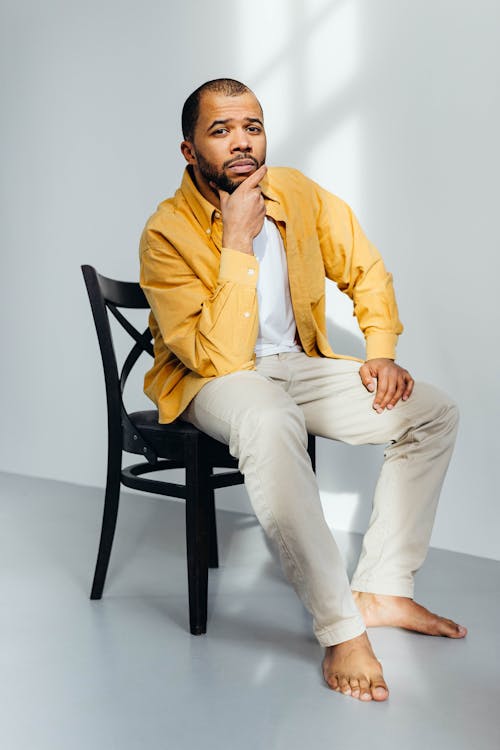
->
<box><xmin>314</xmin><ymin>614</ymin><xmax>366</xmax><ymax>648</ymax></box>
<box><xmin>351</xmin><ymin>577</ymin><xmax>415</xmax><ymax>599</ymax></box>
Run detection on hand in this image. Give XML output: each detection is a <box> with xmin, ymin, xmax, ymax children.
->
<box><xmin>214</xmin><ymin>164</ymin><xmax>267</xmax><ymax>254</ymax></box>
<box><xmin>359</xmin><ymin>358</ymin><xmax>414</xmax><ymax>413</ymax></box>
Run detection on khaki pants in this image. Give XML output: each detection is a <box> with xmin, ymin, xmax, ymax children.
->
<box><xmin>182</xmin><ymin>353</ymin><xmax>459</xmax><ymax>647</ymax></box>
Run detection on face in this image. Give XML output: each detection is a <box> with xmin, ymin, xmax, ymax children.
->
<box><xmin>181</xmin><ymin>91</ymin><xmax>267</xmax><ymax>204</ymax></box>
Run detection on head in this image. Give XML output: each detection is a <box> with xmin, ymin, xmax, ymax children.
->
<box><xmin>180</xmin><ymin>79</ymin><xmax>267</xmax><ymax>205</ymax></box>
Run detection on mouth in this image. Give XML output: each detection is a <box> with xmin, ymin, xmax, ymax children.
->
<box><xmin>225</xmin><ymin>157</ymin><xmax>259</xmax><ymax>175</ymax></box>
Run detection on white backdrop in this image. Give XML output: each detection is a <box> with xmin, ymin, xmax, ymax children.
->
<box><xmin>1</xmin><ymin>0</ymin><xmax>498</xmax><ymax>560</ymax></box>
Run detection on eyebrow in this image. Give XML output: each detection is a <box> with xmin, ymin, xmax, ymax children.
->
<box><xmin>206</xmin><ymin>117</ymin><xmax>264</xmax><ymax>132</ymax></box>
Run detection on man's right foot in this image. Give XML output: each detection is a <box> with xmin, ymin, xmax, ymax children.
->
<box><xmin>322</xmin><ymin>631</ymin><xmax>389</xmax><ymax>702</ymax></box>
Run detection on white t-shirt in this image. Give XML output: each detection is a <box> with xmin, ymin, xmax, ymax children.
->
<box><xmin>252</xmin><ymin>217</ymin><xmax>302</xmax><ymax>358</ymax></box>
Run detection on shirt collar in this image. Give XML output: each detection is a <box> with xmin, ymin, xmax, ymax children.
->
<box><xmin>180</xmin><ymin>167</ymin><xmax>218</xmax><ymax>233</ymax></box>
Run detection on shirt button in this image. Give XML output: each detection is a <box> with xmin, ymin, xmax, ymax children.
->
<box><xmin>243</xmin><ymin>312</ymin><xmax>251</xmax><ymax>318</ymax></box>
<box><xmin>206</xmin><ymin>228</ymin><xmax>211</xmax><ymax>235</ymax></box>
<box><xmin>247</xmin><ymin>268</ymin><xmax>255</xmax><ymax>276</ymax></box>
<box><xmin>214</xmin><ymin>212</ymin><xmax>221</xmax><ymax>219</ymax></box>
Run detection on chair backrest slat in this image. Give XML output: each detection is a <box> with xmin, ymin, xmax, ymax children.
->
<box><xmin>108</xmin><ymin>304</ymin><xmax>154</xmax><ymax>358</ymax></box>
<box><xmin>81</xmin><ymin>264</ymin><xmax>157</xmax><ymax>464</ymax></box>
<box><xmin>95</xmin><ymin>273</ymin><xmax>149</xmax><ymax>308</ymax></box>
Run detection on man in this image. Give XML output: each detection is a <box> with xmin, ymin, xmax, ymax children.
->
<box><xmin>140</xmin><ymin>78</ymin><xmax>466</xmax><ymax>702</ymax></box>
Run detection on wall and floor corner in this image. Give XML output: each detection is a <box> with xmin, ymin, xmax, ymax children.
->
<box><xmin>1</xmin><ymin>0</ymin><xmax>499</xmax><ymax>561</ymax></box>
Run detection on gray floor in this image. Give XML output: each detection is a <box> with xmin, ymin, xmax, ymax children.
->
<box><xmin>1</xmin><ymin>471</ymin><xmax>499</xmax><ymax>750</ymax></box>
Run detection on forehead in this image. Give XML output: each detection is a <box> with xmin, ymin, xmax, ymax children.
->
<box><xmin>197</xmin><ymin>91</ymin><xmax>263</xmax><ymax>129</ymax></box>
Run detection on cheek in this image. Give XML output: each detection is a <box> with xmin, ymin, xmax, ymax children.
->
<box><xmin>203</xmin><ymin>144</ymin><xmax>226</xmax><ymax>168</ymax></box>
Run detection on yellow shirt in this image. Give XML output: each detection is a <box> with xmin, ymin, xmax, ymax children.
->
<box><xmin>139</xmin><ymin>166</ymin><xmax>403</xmax><ymax>423</ymax></box>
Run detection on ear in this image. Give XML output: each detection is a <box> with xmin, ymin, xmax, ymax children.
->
<box><xmin>180</xmin><ymin>140</ymin><xmax>197</xmax><ymax>165</ymax></box>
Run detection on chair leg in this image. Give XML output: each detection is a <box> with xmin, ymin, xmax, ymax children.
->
<box><xmin>185</xmin><ymin>440</ymin><xmax>210</xmax><ymax>635</ymax></box>
<box><xmin>90</xmin><ymin>438</ymin><xmax>122</xmax><ymax>600</ymax></box>
<box><xmin>207</xmin><ymin>486</ymin><xmax>219</xmax><ymax>569</ymax></box>
<box><xmin>307</xmin><ymin>433</ymin><xmax>316</xmax><ymax>473</ymax></box>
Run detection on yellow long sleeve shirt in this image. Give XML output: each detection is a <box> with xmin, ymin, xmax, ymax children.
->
<box><xmin>139</xmin><ymin>166</ymin><xmax>403</xmax><ymax>423</ymax></box>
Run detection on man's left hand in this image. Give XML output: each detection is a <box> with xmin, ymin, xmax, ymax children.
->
<box><xmin>359</xmin><ymin>358</ymin><xmax>414</xmax><ymax>414</ymax></box>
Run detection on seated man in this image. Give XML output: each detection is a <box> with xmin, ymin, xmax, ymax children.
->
<box><xmin>139</xmin><ymin>78</ymin><xmax>466</xmax><ymax>702</ymax></box>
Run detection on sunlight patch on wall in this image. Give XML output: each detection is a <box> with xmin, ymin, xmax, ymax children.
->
<box><xmin>322</xmin><ymin>492</ymin><xmax>365</xmax><ymax>533</ymax></box>
<box><xmin>304</xmin><ymin>0</ymin><xmax>359</xmax><ymax>114</ymax></box>
<box><xmin>307</xmin><ymin>113</ymin><xmax>362</xmax><ymax>221</ymax></box>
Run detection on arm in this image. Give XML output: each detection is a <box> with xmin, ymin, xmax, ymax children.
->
<box><xmin>140</xmin><ymin>166</ymin><xmax>267</xmax><ymax>378</ymax></box>
<box><xmin>140</xmin><ymin>239</ymin><xmax>260</xmax><ymax>379</ymax></box>
<box><xmin>316</xmin><ymin>187</ymin><xmax>403</xmax><ymax>360</ymax></box>
<box><xmin>316</xmin><ymin>186</ymin><xmax>413</xmax><ymax>410</ymax></box>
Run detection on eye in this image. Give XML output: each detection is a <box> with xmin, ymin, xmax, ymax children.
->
<box><xmin>211</xmin><ymin>128</ymin><xmax>228</xmax><ymax>136</ymax></box>
<box><xmin>247</xmin><ymin>125</ymin><xmax>262</xmax><ymax>133</ymax></box>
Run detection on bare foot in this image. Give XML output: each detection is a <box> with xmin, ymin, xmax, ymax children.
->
<box><xmin>322</xmin><ymin>631</ymin><xmax>389</xmax><ymax>702</ymax></box>
<box><xmin>352</xmin><ymin>591</ymin><xmax>467</xmax><ymax>638</ymax></box>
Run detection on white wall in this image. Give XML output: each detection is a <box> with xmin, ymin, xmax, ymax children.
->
<box><xmin>1</xmin><ymin>0</ymin><xmax>498</xmax><ymax>559</ymax></box>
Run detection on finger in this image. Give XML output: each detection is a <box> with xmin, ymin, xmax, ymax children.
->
<box><xmin>359</xmin><ymin>364</ymin><xmax>376</xmax><ymax>392</ymax></box>
<box><xmin>402</xmin><ymin>373</ymin><xmax>414</xmax><ymax>401</ymax></box>
<box><xmin>386</xmin><ymin>376</ymin><xmax>406</xmax><ymax>409</ymax></box>
<box><xmin>377</xmin><ymin>375</ymin><xmax>398</xmax><ymax>410</ymax></box>
<box><xmin>373</xmin><ymin>371</ymin><xmax>391</xmax><ymax>411</ymax></box>
<box><xmin>237</xmin><ymin>163</ymin><xmax>267</xmax><ymax>190</ymax></box>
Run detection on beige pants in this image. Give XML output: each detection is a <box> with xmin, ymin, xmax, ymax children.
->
<box><xmin>182</xmin><ymin>353</ymin><xmax>459</xmax><ymax>647</ymax></box>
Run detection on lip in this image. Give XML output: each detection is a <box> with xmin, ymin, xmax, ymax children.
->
<box><xmin>227</xmin><ymin>160</ymin><xmax>257</xmax><ymax>174</ymax></box>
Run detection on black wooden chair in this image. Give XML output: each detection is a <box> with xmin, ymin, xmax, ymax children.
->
<box><xmin>81</xmin><ymin>264</ymin><xmax>316</xmax><ymax>635</ymax></box>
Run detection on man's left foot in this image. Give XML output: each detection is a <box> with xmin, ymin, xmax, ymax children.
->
<box><xmin>352</xmin><ymin>591</ymin><xmax>467</xmax><ymax>638</ymax></box>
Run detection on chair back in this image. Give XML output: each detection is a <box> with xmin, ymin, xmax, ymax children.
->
<box><xmin>81</xmin><ymin>264</ymin><xmax>157</xmax><ymax>463</ymax></box>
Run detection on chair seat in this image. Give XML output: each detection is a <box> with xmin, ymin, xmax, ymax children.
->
<box><xmin>128</xmin><ymin>410</ymin><xmax>239</xmax><ymax>467</ymax></box>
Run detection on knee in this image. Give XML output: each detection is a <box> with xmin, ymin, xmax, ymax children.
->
<box><xmin>412</xmin><ymin>382</ymin><xmax>460</xmax><ymax>437</ymax></box>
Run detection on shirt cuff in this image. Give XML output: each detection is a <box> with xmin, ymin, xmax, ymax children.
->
<box><xmin>365</xmin><ymin>332</ymin><xmax>398</xmax><ymax>361</ymax></box>
<box><xmin>219</xmin><ymin>247</ymin><xmax>259</xmax><ymax>286</ymax></box>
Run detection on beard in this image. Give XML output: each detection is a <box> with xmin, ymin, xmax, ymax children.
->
<box><xmin>195</xmin><ymin>151</ymin><xmax>265</xmax><ymax>195</ymax></box>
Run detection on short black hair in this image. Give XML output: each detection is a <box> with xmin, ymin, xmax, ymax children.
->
<box><xmin>181</xmin><ymin>78</ymin><xmax>253</xmax><ymax>141</ymax></box>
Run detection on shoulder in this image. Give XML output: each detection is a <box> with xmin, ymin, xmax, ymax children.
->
<box><xmin>264</xmin><ymin>167</ymin><xmax>324</xmax><ymax>216</ymax></box>
<box><xmin>143</xmin><ymin>188</ymin><xmax>184</xmax><ymax>233</ymax></box>
<box><xmin>140</xmin><ymin>188</ymin><xmax>195</xmax><ymax>252</ymax></box>
<box><xmin>266</xmin><ymin>166</ymin><xmax>318</xmax><ymax>194</ymax></box>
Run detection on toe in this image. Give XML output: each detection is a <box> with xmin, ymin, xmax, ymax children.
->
<box><xmin>338</xmin><ymin>676</ymin><xmax>351</xmax><ymax>695</ymax></box>
<box><xmin>358</xmin><ymin>677</ymin><xmax>372</xmax><ymax>701</ymax></box>
<box><xmin>350</xmin><ymin>677</ymin><xmax>360</xmax><ymax>698</ymax></box>
<box><xmin>439</xmin><ymin>618</ymin><xmax>467</xmax><ymax>638</ymax></box>
<box><xmin>323</xmin><ymin>670</ymin><xmax>339</xmax><ymax>691</ymax></box>
<box><xmin>371</xmin><ymin>672</ymin><xmax>389</xmax><ymax>701</ymax></box>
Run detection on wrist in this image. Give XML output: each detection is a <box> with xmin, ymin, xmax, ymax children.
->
<box><xmin>222</xmin><ymin>232</ymin><xmax>254</xmax><ymax>255</ymax></box>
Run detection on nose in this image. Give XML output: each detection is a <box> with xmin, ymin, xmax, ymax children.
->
<box><xmin>230</xmin><ymin>128</ymin><xmax>251</xmax><ymax>153</ymax></box>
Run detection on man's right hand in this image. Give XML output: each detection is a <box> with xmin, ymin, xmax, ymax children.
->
<box><xmin>214</xmin><ymin>164</ymin><xmax>267</xmax><ymax>255</ymax></box>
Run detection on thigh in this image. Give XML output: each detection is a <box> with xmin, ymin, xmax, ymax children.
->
<box><xmin>182</xmin><ymin>368</ymin><xmax>305</xmax><ymax>447</ymax></box>
<box><xmin>287</xmin><ymin>354</ymin><xmax>450</xmax><ymax>446</ymax></box>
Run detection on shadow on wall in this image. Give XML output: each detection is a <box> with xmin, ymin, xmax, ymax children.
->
<box><xmin>318</xmin><ymin>316</ymin><xmax>385</xmax><ymax>538</ymax></box>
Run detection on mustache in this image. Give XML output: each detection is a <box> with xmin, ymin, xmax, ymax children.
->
<box><xmin>223</xmin><ymin>155</ymin><xmax>260</xmax><ymax>169</ymax></box>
